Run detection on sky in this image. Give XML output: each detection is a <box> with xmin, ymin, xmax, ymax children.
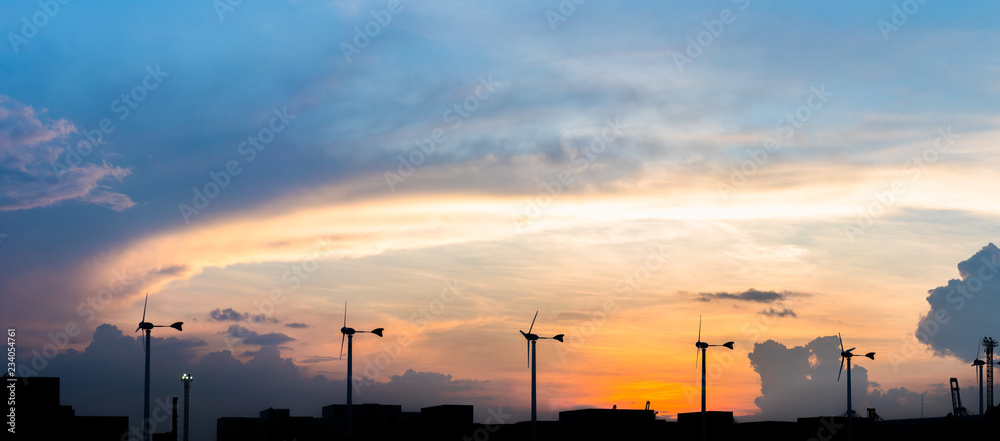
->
<box><xmin>2</xmin><ymin>0</ymin><xmax>1000</xmax><ymax>439</ymax></box>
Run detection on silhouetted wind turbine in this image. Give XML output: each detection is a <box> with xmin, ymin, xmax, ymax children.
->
<box><xmin>340</xmin><ymin>301</ymin><xmax>383</xmax><ymax>440</ymax></box>
<box><xmin>694</xmin><ymin>316</ymin><xmax>733</xmax><ymax>441</ymax></box>
<box><xmin>135</xmin><ymin>293</ymin><xmax>183</xmax><ymax>441</ymax></box>
<box><xmin>837</xmin><ymin>333</ymin><xmax>874</xmax><ymax>441</ymax></box>
<box><xmin>519</xmin><ymin>311</ymin><xmax>564</xmax><ymax>441</ymax></box>
<box><xmin>973</xmin><ymin>340</ymin><xmax>985</xmax><ymax>417</ymax></box>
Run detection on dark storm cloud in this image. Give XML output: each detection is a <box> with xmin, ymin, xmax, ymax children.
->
<box><xmin>748</xmin><ymin>336</ymin><xmax>948</xmax><ymax>420</ymax></box>
<box><xmin>915</xmin><ymin>243</ymin><xmax>1000</xmax><ymax>362</ymax></box>
<box><xmin>760</xmin><ymin>308</ymin><xmax>797</xmax><ymax>318</ymax></box>
<box><xmin>225</xmin><ymin>324</ymin><xmax>295</xmax><ymax>346</ymax></box>
<box><xmin>698</xmin><ymin>288</ymin><xmax>787</xmax><ymax>303</ymax></box>
<box><xmin>209</xmin><ymin>307</ymin><xmax>278</xmax><ymax>323</ymax></box>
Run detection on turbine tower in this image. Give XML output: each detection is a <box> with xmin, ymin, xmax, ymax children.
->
<box><xmin>135</xmin><ymin>293</ymin><xmax>183</xmax><ymax>441</ymax></box>
<box><xmin>181</xmin><ymin>373</ymin><xmax>193</xmax><ymax>441</ymax></box>
<box><xmin>837</xmin><ymin>333</ymin><xmax>874</xmax><ymax>441</ymax></box>
<box><xmin>340</xmin><ymin>301</ymin><xmax>383</xmax><ymax>440</ymax></box>
<box><xmin>694</xmin><ymin>316</ymin><xmax>733</xmax><ymax>441</ymax></box>
<box><xmin>519</xmin><ymin>311</ymin><xmax>564</xmax><ymax>441</ymax></box>
<box><xmin>973</xmin><ymin>340</ymin><xmax>985</xmax><ymax>418</ymax></box>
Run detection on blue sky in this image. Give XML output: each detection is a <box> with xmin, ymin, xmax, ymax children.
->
<box><xmin>3</xmin><ymin>1</ymin><xmax>1000</xmax><ymax>440</ymax></box>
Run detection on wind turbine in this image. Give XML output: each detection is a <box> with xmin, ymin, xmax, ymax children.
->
<box><xmin>694</xmin><ymin>316</ymin><xmax>733</xmax><ymax>441</ymax></box>
<box><xmin>340</xmin><ymin>301</ymin><xmax>383</xmax><ymax>440</ymax></box>
<box><xmin>837</xmin><ymin>333</ymin><xmax>874</xmax><ymax>441</ymax></box>
<box><xmin>519</xmin><ymin>311</ymin><xmax>564</xmax><ymax>441</ymax></box>
<box><xmin>973</xmin><ymin>340</ymin><xmax>985</xmax><ymax>417</ymax></box>
<box><xmin>135</xmin><ymin>293</ymin><xmax>183</xmax><ymax>441</ymax></box>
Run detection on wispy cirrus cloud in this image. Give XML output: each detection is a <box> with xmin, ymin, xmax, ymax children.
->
<box><xmin>0</xmin><ymin>95</ymin><xmax>134</xmax><ymax>211</ymax></box>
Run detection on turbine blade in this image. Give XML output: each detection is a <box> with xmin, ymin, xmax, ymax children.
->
<box><xmin>846</xmin><ymin>347</ymin><xmax>855</xmax><ymax>353</ymax></box>
<box><xmin>838</xmin><ymin>332</ymin><xmax>844</xmax><ymax>353</ymax></box>
<box><xmin>343</xmin><ymin>301</ymin><xmax>347</xmax><ymax>327</ymax></box>
<box><xmin>694</xmin><ymin>347</ymin><xmax>700</xmax><ymax>369</ymax></box>
<box><xmin>838</xmin><ymin>357</ymin><xmax>844</xmax><ymax>382</ymax></box>
<box><xmin>698</xmin><ymin>315</ymin><xmax>702</xmax><ymax>343</ymax></box>
<box><xmin>142</xmin><ymin>292</ymin><xmax>148</xmax><ymax>323</ymax></box>
<box><xmin>339</xmin><ymin>334</ymin><xmax>346</xmax><ymax>361</ymax></box>
<box><xmin>978</xmin><ymin>339</ymin><xmax>982</xmax><ymax>360</ymax></box>
<box><xmin>528</xmin><ymin>311</ymin><xmax>538</xmax><ymax>335</ymax></box>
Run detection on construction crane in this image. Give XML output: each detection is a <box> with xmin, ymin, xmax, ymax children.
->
<box><xmin>985</xmin><ymin>337</ymin><xmax>997</xmax><ymax>409</ymax></box>
<box><xmin>950</xmin><ymin>378</ymin><xmax>972</xmax><ymax>417</ymax></box>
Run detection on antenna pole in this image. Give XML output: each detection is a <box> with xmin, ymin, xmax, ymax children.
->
<box><xmin>980</xmin><ymin>365</ymin><xmax>985</xmax><ymax>418</ymax></box>
<box><xmin>847</xmin><ymin>357</ymin><xmax>853</xmax><ymax>441</ymax></box>
<box><xmin>531</xmin><ymin>339</ymin><xmax>537</xmax><ymax>441</ymax></box>
<box><xmin>701</xmin><ymin>346</ymin><xmax>707</xmax><ymax>441</ymax></box>
<box><xmin>143</xmin><ymin>329</ymin><xmax>151</xmax><ymax>441</ymax></box>
<box><xmin>181</xmin><ymin>374</ymin><xmax>192</xmax><ymax>441</ymax></box>
<box><xmin>347</xmin><ymin>334</ymin><xmax>353</xmax><ymax>440</ymax></box>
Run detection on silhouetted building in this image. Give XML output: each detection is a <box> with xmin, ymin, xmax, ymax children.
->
<box><xmin>2</xmin><ymin>376</ymin><xmax>128</xmax><ymax>441</ymax></box>
<box><xmin>677</xmin><ymin>411</ymin><xmax>733</xmax><ymax>441</ymax></box>
<box><xmin>151</xmin><ymin>396</ymin><xmax>178</xmax><ymax>441</ymax></box>
<box><xmin>217</xmin><ymin>408</ymin><xmax>325</xmax><ymax>441</ymax></box>
<box><xmin>560</xmin><ymin>408</ymin><xmax>660</xmax><ymax>440</ymax></box>
<box><xmin>417</xmin><ymin>404</ymin><xmax>473</xmax><ymax>441</ymax></box>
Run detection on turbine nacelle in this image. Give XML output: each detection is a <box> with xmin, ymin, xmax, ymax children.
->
<box><xmin>136</xmin><ymin>322</ymin><xmax>154</xmax><ymax>332</ymax></box>
<box><xmin>339</xmin><ymin>302</ymin><xmax>384</xmax><ymax>360</ymax></box>
<box><xmin>520</xmin><ymin>330</ymin><xmax>539</xmax><ymax>341</ymax></box>
<box><xmin>972</xmin><ymin>359</ymin><xmax>985</xmax><ymax>367</ymax></box>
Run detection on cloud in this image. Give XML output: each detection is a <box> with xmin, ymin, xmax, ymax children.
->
<box><xmin>759</xmin><ymin>308</ymin><xmax>797</xmax><ymax>318</ymax></box>
<box><xmin>747</xmin><ymin>336</ymin><xmax>949</xmax><ymax>421</ymax></box>
<box><xmin>914</xmin><ymin>243</ymin><xmax>1000</xmax><ymax>362</ymax></box>
<box><xmin>225</xmin><ymin>324</ymin><xmax>296</xmax><ymax>346</ymax></box>
<box><xmin>209</xmin><ymin>307</ymin><xmax>278</xmax><ymax>323</ymax></box>
<box><xmin>698</xmin><ymin>288</ymin><xmax>788</xmax><ymax>303</ymax></box>
<box><xmin>0</xmin><ymin>95</ymin><xmax>134</xmax><ymax>211</ymax></box>
<box><xmin>285</xmin><ymin>322</ymin><xmax>309</xmax><ymax>328</ymax></box>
